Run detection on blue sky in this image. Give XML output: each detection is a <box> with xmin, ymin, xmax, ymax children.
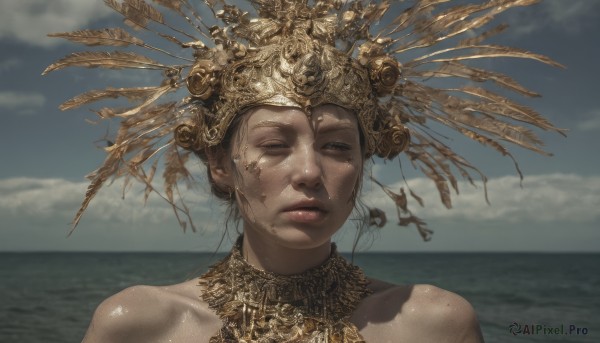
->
<box><xmin>0</xmin><ymin>0</ymin><xmax>599</xmax><ymax>252</ymax></box>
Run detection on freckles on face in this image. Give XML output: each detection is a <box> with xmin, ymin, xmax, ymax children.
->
<box><xmin>229</xmin><ymin>105</ymin><xmax>363</xmax><ymax>245</ymax></box>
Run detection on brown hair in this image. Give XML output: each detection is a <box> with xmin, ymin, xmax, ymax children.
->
<box><xmin>194</xmin><ymin>114</ymin><xmax>244</xmax><ymax>203</ymax></box>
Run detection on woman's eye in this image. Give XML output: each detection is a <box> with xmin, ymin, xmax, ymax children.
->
<box><xmin>324</xmin><ymin>142</ymin><xmax>352</xmax><ymax>151</ymax></box>
<box><xmin>261</xmin><ymin>141</ymin><xmax>288</xmax><ymax>149</ymax></box>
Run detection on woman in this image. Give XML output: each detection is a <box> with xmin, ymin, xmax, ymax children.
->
<box><xmin>45</xmin><ymin>0</ymin><xmax>561</xmax><ymax>341</ymax></box>
<box><xmin>81</xmin><ymin>104</ymin><xmax>484</xmax><ymax>342</ymax></box>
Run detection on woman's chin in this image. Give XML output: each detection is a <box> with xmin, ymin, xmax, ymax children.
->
<box><xmin>247</xmin><ymin>223</ymin><xmax>338</xmax><ymax>250</ymax></box>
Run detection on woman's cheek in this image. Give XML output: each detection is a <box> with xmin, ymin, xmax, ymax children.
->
<box><xmin>327</xmin><ymin>160</ymin><xmax>361</xmax><ymax>199</ymax></box>
<box><xmin>236</xmin><ymin>157</ymin><xmax>284</xmax><ymax>199</ymax></box>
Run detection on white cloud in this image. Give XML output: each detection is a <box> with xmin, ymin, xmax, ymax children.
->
<box><xmin>0</xmin><ymin>177</ymin><xmax>216</xmax><ymax>231</ymax></box>
<box><xmin>0</xmin><ymin>0</ymin><xmax>114</xmax><ymax>47</ymax></box>
<box><xmin>0</xmin><ymin>91</ymin><xmax>46</xmax><ymax>114</ymax></box>
<box><xmin>576</xmin><ymin>109</ymin><xmax>600</xmax><ymax>132</ymax></box>
<box><xmin>363</xmin><ymin>173</ymin><xmax>600</xmax><ymax>224</ymax></box>
<box><xmin>544</xmin><ymin>1</ymin><xmax>597</xmax><ymax>26</ymax></box>
<box><xmin>1</xmin><ymin>174</ymin><xmax>598</xmax><ymax>251</ymax></box>
<box><xmin>0</xmin><ymin>58</ymin><xmax>21</xmax><ymax>73</ymax></box>
<box><xmin>508</xmin><ymin>0</ymin><xmax>600</xmax><ymax>36</ymax></box>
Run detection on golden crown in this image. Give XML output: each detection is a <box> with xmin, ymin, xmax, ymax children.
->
<box><xmin>45</xmin><ymin>0</ymin><xmax>564</xmax><ymax>240</ymax></box>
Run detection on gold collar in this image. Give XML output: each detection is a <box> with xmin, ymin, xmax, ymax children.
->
<box><xmin>199</xmin><ymin>236</ymin><xmax>372</xmax><ymax>342</ymax></box>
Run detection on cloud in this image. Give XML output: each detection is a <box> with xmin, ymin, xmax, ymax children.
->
<box><xmin>543</xmin><ymin>1</ymin><xmax>598</xmax><ymax>26</ymax></box>
<box><xmin>0</xmin><ymin>0</ymin><xmax>114</xmax><ymax>47</ymax></box>
<box><xmin>508</xmin><ymin>0</ymin><xmax>600</xmax><ymax>36</ymax></box>
<box><xmin>1</xmin><ymin>174</ymin><xmax>598</xmax><ymax>251</ymax></box>
<box><xmin>576</xmin><ymin>109</ymin><xmax>600</xmax><ymax>132</ymax></box>
<box><xmin>363</xmin><ymin>173</ymin><xmax>600</xmax><ymax>224</ymax></box>
<box><xmin>0</xmin><ymin>58</ymin><xmax>21</xmax><ymax>73</ymax></box>
<box><xmin>4</xmin><ymin>173</ymin><xmax>595</xmax><ymax>230</ymax></box>
<box><xmin>0</xmin><ymin>177</ymin><xmax>216</xmax><ymax>231</ymax></box>
<box><xmin>0</xmin><ymin>91</ymin><xmax>46</xmax><ymax>114</ymax></box>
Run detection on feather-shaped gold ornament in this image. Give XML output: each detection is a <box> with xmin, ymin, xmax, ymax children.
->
<box><xmin>60</xmin><ymin>86</ymin><xmax>169</xmax><ymax>111</ymax></box>
<box><xmin>43</xmin><ymin>51</ymin><xmax>169</xmax><ymax>75</ymax></box>
<box><xmin>48</xmin><ymin>28</ymin><xmax>144</xmax><ymax>47</ymax></box>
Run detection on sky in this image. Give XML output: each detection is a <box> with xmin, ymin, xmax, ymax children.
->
<box><xmin>0</xmin><ymin>0</ymin><xmax>599</xmax><ymax>252</ymax></box>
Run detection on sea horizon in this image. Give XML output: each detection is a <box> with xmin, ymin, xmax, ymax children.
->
<box><xmin>2</xmin><ymin>252</ymin><xmax>598</xmax><ymax>342</ymax></box>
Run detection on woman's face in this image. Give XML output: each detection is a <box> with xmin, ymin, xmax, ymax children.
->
<box><xmin>215</xmin><ymin>105</ymin><xmax>363</xmax><ymax>250</ymax></box>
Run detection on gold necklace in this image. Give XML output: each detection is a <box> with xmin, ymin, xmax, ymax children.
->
<box><xmin>199</xmin><ymin>236</ymin><xmax>372</xmax><ymax>342</ymax></box>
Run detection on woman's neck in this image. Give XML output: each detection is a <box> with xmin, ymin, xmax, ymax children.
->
<box><xmin>241</xmin><ymin>231</ymin><xmax>332</xmax><ymax>275</ymax></box>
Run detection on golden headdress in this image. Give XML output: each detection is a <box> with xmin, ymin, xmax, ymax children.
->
<box><xmin>45</xmin><ymin>0</ymin><xmax>564</xmax><ymax>239</ymax></box>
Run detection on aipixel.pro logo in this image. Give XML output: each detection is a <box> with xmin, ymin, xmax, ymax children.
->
<box><xmin>509</xmin><ymin>321</ymin><xmax>589</xmax><ymax>336</ymax></box>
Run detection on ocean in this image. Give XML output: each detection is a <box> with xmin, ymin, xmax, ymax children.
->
<box><xmin>1</xmin><ymin>252</ymin><xmax>598</xmax><ymax>343</ymax></box>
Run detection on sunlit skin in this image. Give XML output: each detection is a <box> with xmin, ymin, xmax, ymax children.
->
<box><xmin>210</xmin><ymin>105</ymin><xmax>363</xmax><ymax>274</ymax></box>
<box><xmin>81</xmin><ymin>105</ymin><xmax>484</xmax><ymax>343</ymax></box>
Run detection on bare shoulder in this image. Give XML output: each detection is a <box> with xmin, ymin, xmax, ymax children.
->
<box><xmin>353</xmin><ymin>279</ymin><xmax>484</xmax><ymax>343</ymax></box>
<box><xmin>405</xmin><ymin>284</ymin><xmax>484</xmax><ymax>342</ymax></box>
<box><xmin>82</xmin><ymin>279</ymin><xmax>220</xmax><ymax>343</ymax></box>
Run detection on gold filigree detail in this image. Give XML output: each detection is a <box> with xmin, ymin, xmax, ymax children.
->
<box><xmin>174</xmin><ymin>123</ymin><xmax>199</xmax><ymax>150</ymax></box>
<box><xmin>199</xmin><ymin>236</ymin><xmax>372</xmax><ymax>342</ymax></box>
<box><xmin>376</xmin><ymin>123</ymin><xmax>411</xmax><ymax>159</ymax></box>
<box><xmin>186</xmin><ymin>60</ymin><xmax>219</xmax><ymax>100</ymax></box>
<box><xmin>369</xmin><ymin>56</ymin><xmax>401</xmax><ymax>95</ymax></box>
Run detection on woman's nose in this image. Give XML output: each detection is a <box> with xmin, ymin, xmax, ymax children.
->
<box><xmin>290</xmin><ymin>144</ymin><xmax>323</xmax><ymax>190</ymax></box>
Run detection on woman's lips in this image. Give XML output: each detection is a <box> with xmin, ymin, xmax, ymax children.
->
<box><xmin>282</xmin><ymin>208</ymin><xmax>327</xmax><ymax>223</ymax></box>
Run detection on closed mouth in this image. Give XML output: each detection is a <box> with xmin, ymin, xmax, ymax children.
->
<box><xmin>283</xmin><ymin>201</ymin><xmax>327</xmax><ymax>213</ymax></box>
<box><xmin>281</xmin><ymin>204</ymin><xmax>328</xmax><ymax>223</ymax></box>
<box><xmin>285</xmin><ymin>207</ymin><xmax>325</xmax><ymax>212</ymax></box>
